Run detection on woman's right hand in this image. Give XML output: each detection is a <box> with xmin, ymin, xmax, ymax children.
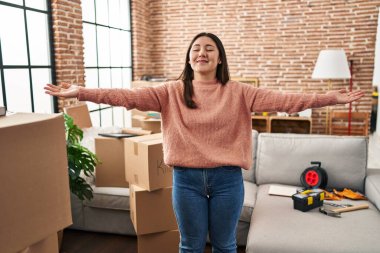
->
<box><xmin>44</xmin><ymin>82</ymin><xmax>81</xmax><ymax>98</ymax></box>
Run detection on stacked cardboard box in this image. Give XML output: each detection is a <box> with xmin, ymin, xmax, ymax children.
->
<box><xmin>17</xmin><ymin>233</ymin><xmax>59</xmax><ymax>253</ymax></box>
<box><xmin>0</xmin><ymin>113</ymin><xmax>72</xmax><ymax>253</ymax></box>
<box><xmin>95</xmin><ymin>137</ymin><xmax>129</xmax><ymax>187</ymax></box>
<box><xmin>125</xmin><ymin>133</ymin><xmax>179</xmax><ymax>253</ymax></box>
<box><xmin>63</xmin><ymin>103</ymin><xmax>92</xmax><ymax>129</ymax></box>
<box><xmin>132</xmin><ymin>114</ymin><xmax>161</xmax><ymax>133</ymax></box>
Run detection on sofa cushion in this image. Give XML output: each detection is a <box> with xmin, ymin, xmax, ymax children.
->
<box><xmin>256</xmin><ymin>133</ymin><xmax>367</xmax><ymax>192</ymax></box>
<box><xmin>83</xmin><ymin>187</ymin><xmax>130</xmax><ymax>211</ymax></box>
<box><xmin>240</xmin><ymin>180</ymin><xmax>258</xmax><ymax>222</ymax></box>
<box><xmin>366</xmin><ymin>169</ymin><xmax>380</xmax><ymax>211</ymax></box>
<box><xmin>246</xmin><ymin>184</ymin><xmax>380</xmax><ymax>253</ymax></box>
<box><xmin>242</xmin><ymin>130</ymin><xmax>259</xmax><ymax>183</ymax></box>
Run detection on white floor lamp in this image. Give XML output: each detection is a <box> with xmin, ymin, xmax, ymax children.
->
<box><xmin>312</xmin><ymin>49</ymin><xmax>351</xmax><ymax>134</ymax></box>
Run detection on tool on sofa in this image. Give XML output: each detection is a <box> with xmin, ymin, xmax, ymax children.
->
<box><xmin>319</xmin><ymin>206</ymin><xmax>341</xmax><ymax>217</ymax></box>
<box><xmin>319</xmin><ymin>203</ymin><xmax>369</xmax><ymax>218</ymax></box>
<box><xmin>292</xmin><ymin>161</ymin><xmax>328</xmax><ymax>212</ymax></box>
<box><xmin>292</xmin><ymin>189</ymin><xmax>325</xmax><ymax>212</ymax></box>
<box><xmin>300</xmin><ymin>161</ymin><xmax>328</xmax><ymax>189</ymax></box>
<box><xmin>323</xmin><ymin>188</ymin><xmax>367</xmax><ymax>200</ymax></box>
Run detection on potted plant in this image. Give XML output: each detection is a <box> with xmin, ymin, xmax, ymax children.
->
<box><xmin>64</xmin><ymin>113</ymin><xmax>99</xmax><ymax>201</ymax></box>
<box><xmin>59</xmin><ymin>114</ymin><xmax>99</xmax><ymax>248</ymax></box>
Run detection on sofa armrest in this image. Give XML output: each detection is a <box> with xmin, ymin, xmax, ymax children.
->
<box><xmin>365</xmin><ymin>169</ymin><xmax>380</xmax><ymax>211</ymax></box>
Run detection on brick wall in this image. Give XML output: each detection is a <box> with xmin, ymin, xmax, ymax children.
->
<box><xmin>50</xmin><ymin>0</ymin><xmax>378</xmax><ymax>133</ymax></box>
<box><xmin>132</xmin><ymin>0</ymin><xmax>380</xmax><ymax>134</ymax></box>
<box><xmin>131</xmin><ymin>0</ymin><xmax>153</xmax><ymax>80</ymax></box>
<box><xmin>51</xmin><ymin>0</ymin><xmax>85</xmax><ymax>110</ymax></box>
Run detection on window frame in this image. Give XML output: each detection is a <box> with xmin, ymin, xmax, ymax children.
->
<box><xmin>82</xmin><ymin>0</ymin><xmax>133</xmax><ymax>127</ymax></box>
<box><xmin>0</xmin><ymin>0</ymin><xmax>57</xmax><ymax>113</ymax></box>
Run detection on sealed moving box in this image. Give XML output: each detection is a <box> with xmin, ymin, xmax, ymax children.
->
<box><xmin>95</xmin><ymin>137</ymin><xmax>129</xmax><ymax>187</ymax></box>
<box><xmin>132</xmin><ymin>114</ymin><xmax>161</xmax><ymax>133</ymax></box>
<box><xmin>140</xmin><ymin>118</ymin><xmax>161</xmax><ymax>133</ymax></box>
<box><xmin>17</xmin><ymin>233</ymin><xmax>59</xmax><ymax>253</ymax></box>
<box><xmin>63</xmin><ymin>103</ymin><xmax>92</xmax><ymax>129</ymax></box>
<box><xmin>130</xmin><ymin>184</ymin><xmax>177</xmax><ymax>235</ymax></box>
<box><xmin>0</xmin><ymin>113</ymin><xmax>72</xmax><ymax>253</ymax></box>
<box><xmin>138</xmin><ymin>230</ymin><xmax>180</xmax><ymax>253</ymax></box>
<box><xmin>124</xmin><ymin>134</ymin><xmax>172</xmax><ymax>191</ymax></box>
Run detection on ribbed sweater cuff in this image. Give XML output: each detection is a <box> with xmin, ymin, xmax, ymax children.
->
<box><xmin>78</xmin><ymin>88</ymin><xmax>96</xmax><ymax>102</ymax></box>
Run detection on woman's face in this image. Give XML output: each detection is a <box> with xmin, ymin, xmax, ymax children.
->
<box><xmin>188</xmin><ymin>36</ymin><xmax>220</xmax><ymax>79</ymax></box>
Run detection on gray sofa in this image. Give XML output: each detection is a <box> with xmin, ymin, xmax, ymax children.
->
<box><xmin>70</xmin><ymin>131</ymin><xmax>380</xmax><ymax>252</ymax></box>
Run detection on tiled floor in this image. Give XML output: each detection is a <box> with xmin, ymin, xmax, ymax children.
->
<box><xmin>368</xmin><ymin>132</ymin><xmax>380</xmax><ymax>169</ymax></box>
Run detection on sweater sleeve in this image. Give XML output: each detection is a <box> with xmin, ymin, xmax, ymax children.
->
<box><xmin>243</xmin><ymin>85</ymin><xmax>338</xmax><ymax>114</ymax></box>
<box><xmin>77</xmin><ymin>83</ymin><xmax>169</xmax><ymax>112</ymax></box>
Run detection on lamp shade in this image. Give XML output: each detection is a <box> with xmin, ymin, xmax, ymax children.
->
<box><xmin>312</xmin><ymin>49</ymin><xmax>351</xmax><ymax>79</ymax></box>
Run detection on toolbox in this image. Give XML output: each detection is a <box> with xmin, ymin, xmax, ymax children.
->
<box><xmin>292</xmin><ymin>189</ymin><xmax>325</xmax><ymax>212</ymax></box>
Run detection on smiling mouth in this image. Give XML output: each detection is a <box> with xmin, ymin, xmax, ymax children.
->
<box><xmin>197</xmin><ymin>60</ymin><xmax>208</xmax><ymax>63</ymax></box>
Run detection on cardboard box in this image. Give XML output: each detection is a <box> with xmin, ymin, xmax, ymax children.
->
<box><xmin>132</xmin><ymin>114</ymin><xmax>161</xmax><ymax>133</ymax></box>
<box><xmin>124</xmin><ymin>134</ymin><xmax>172</xmax><ymax>191</ymax></box>
<box><xmin>130</xmin><ymin>184</ymin><xmax>177</xmax><ymax>235</ymax></box>
<box><xmin>131</xmin><ymin>109</ymin><xmax>146</xmax><ymax>128</ymax></box>
<box><xmin>17</xmin><ymin>233</ymin><xmax>59</xmax><ymax>253</ymax></box>
<box><xmin>140</xmin><ymin>118</ymin><xmax>161</xmax><ymax>133</ymax></box>
<box><xmin>63</xmin><ymin>103</ymin><xmax>92</xmax><ymax>129</ymax></box>
<box><xmin>0</xmin><ymin>113</ymin><xmax>72</xmax><ymax>253</ymax></box>
<box><xmin>95</xmin><ymin>137</ymin><xmax>129</xmax><ymax>187</ymax></box>
<box><xmin>138</xmin><ymin>230</ymin><xmax>180</xmax><ymax>253</ymax></box>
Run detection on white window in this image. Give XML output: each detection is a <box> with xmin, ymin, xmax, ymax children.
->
<box><xmin>0</xmin><ymin>1</ymin><xmax>54</xmax><ymax>113</ymax></box>
<box><xmin>82</xmin><ymin>0</ymin><xmax>132</xmax><ymax>127</ymax></box>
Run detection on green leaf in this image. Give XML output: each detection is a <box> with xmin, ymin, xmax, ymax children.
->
<box><xmin>64</xmin><ymin>113</ymin><xmax>98</xmax><ymax>201</ymax></box>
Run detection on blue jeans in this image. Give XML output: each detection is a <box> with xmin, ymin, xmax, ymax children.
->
<box><xmin>172</xmin><ymin>166</ymin><xmax>244</xmax><ymax>253</ymax></box>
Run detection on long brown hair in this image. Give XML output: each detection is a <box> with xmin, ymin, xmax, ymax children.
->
<box><xmin>178</xmin><ymin>32</ymin><xmax>230</xmax><ymax>109</ymax></box>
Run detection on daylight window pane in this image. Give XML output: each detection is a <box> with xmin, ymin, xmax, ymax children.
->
<box><xmin>0</xmin><ymin>76</ymin><xmax>4</xmax><ymax>106</ymax></box>
<box><xmin>4</xmin><ymin>69</ymin><xmax>32</xmax><ymax>113</ymax></box>
<box><xmin>120</xmin><ymin>0</ymin><xmax>130</xmax><ymax>30</ymax></box>
<box><xmin>27</xmin><ymin>11</ymin><xmax>50</xmax><ymax>65</ymax></box>
<box><xmin>99</xmin><ymin>68</ymin><xmax>111</xmax><ymax>108</ymax></box>
<box><xmin>0</xmin><ymin>5</ymin><xmax>28</xmax><ymax>65</ymax></box>
<box><xmin>97</xmin><ymin>26</ymin><xmax>110</xmax><ymax>67</ymax></box>
<box><xmin>25</xmin><ymin>0</ymin><xmax>47</xmax><ymax>11</ymax></box>
<box><xmin>90</xmin><ymin>111</ymin><xmax>100</xmax><ymax>127</ymax></box>
<box><xmin>31</xmin><ymin>68</ymin><xmax>53</xmax><ymax>113</ymax></box>
<box><xmin>124</xmin><ymin>110</ymin><xmax>131</xmax><ymax>128</ymax></box>
<box><xmin>113</xmin><ymin>107</ymin><xmax>124</xmax><ymax>127</ymax></box>
<box><xmin>95</xmin><ymin>0</ymin><xmax>108</xmax><ymax>26</ymax></box>
<box><xmin>84</xmin><ymin>68</ymin><xmax>100</xmax><ymax>111</ymax></box>
<box><xmin>99</xmin><ymin>68</ymin><xmax>111</xmax><ymax>89</ymax></box>
<box><xmin>101</xmin><ymin>108</ymin><xmax>113</xmax><ymax>127</ymax></box>
<box><xmin>110</xmin><ymin>29</ymin><xmax>122</xmax><ymax>67</ymax></box>
<box><xmin>109</xmin><ymin>0</ymin><xmax>120</xmax><ymax>28</ymax></box>
<box><xmin>81</xmin><ymin>0</ymin><xmax>95</xmax><ymax>23</ymax></box>
<box><xmin>121</xmin><ymin>31</ymin><xmax>131</xmax><ymax>67</ymax></box>
<box><xmin>122</xmin><ymin>68</ymin><xmax>132</xmax><ymax>89</ymax></box>
<box><xmin>111</xmin><ymin>68</ymin><xmax>122</xmax><ymax>88</ymax></box>
<box><xmin>83</xmin><ymin>23</ymin><xmax>97</xmax><ymax>67</ymax></box>
<box><xmin>1</xmin><ymin>0</ymin><xmax>22</xmax><ymax>5</ymax></box>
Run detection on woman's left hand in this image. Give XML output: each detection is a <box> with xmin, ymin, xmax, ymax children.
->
<box><xmin>327</xmin><ymin>89</ymin><xmax>365</xmax><ymax>104</ymax></box>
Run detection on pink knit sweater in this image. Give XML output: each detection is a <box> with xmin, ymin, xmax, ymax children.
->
<box><xmin>78</xmin><ymin>79</ymin><xmax>337</xmax><ymax>170</ymax></box>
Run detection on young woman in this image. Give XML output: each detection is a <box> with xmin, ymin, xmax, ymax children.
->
<box><xmin>45</xmin><ymin>32</ymin><xmax>364</xmax><ymax>253</ymax></box>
